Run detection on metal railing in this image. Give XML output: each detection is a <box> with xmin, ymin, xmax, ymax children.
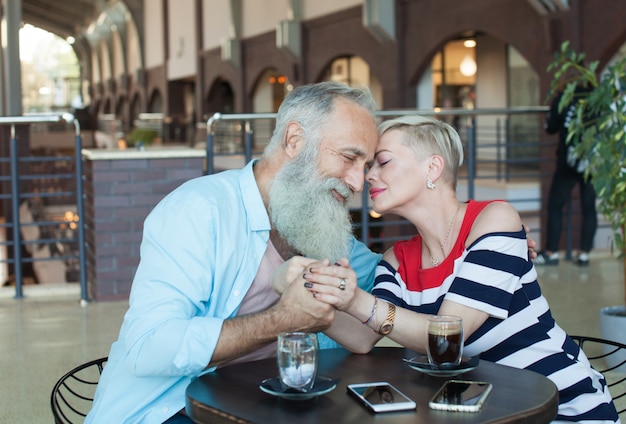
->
<box><xmin>204</xmin><ymin>107</ymin><xmax>555</xmax><ymax>247</ymax></box>
<box><xmin>0</xmin><ymin>115</ymin><xmax>87</xmax><ymax>301</ymax></box>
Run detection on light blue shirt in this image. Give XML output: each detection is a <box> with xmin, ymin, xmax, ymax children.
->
<box><xmin>86</xmin><ymin>160</ymin><xmax>381</xmax><ymax>423</ymax></box>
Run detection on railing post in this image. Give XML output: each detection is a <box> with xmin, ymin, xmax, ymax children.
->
<box><xmin>73</xmin><ymin>123</ymin><xmax>88</xmax><ymax>304</ymax></box>
<box><xmin>496</xmin><ymin>118</ymin><xmax>502</xmax><ymax>181</ymax></box>
<box><xmin>206</xmin><ymin>113</ymin><xmax>219</xmax><ymax>175</ymax></box>
<box><xmin>244</xmin><ymin>121</ymin><xmax>253</xmax><ymax>164</ymax></box>
<box><xmin>9</xmin><ymin>124</ymin><xmax>23</xmax><ymax>298</ymax></box>
<box><xmin>504</xmin><ymin>117</ymin><xmax>510</xmax><ymax>182</ymax></box>
<box><xmin>466</xmin><ymin>118</ymin><xmax>476</xmax><ymax>200</ymax></box>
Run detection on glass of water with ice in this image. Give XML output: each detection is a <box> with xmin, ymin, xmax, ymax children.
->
<box><xmin>277</xmin><ymin>332</ymin><xmax>318</xmax><ymax>392</ymax></box>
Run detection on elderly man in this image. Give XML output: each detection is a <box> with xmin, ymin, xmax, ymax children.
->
<box><xmin>86</xmin><ymin>82</ymin><xmax>382</xmax><ymax>423</ymax></box>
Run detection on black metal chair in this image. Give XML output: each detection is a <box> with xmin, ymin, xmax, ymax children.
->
<box><xmin>570</xmin><ymin>335</ymin><xmax>626</xmax><ymax>418</ymax></box>
<box><xmin>50</xmin><ymin>357</ymin><xmax>107</xmax><ymax>424</ymax></box>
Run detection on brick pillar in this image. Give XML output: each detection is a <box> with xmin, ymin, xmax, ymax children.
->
<box><xmin>82</xmin><ymin>149</ymin><xmax>205</xmax><ymax>301</ymax></box>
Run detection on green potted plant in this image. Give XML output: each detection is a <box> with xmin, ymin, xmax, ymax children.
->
<box><xmin>546</xmin><ymin>41</ymin><xmax>626</xmax><ymax>359</ymax></box>
<box><xmin>126</xmin><ymin>128</ymin><xmax>159</xmax><ymax>148</ymax></box>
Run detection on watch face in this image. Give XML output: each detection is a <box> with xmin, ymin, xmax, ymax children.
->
<box><xmin>380</xmin><ymin>323</ymin><xmax>392</xmax><ymax>335</ymax></box>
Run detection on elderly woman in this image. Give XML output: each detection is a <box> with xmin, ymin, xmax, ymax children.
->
<box><xmin>280</xmin><ymin>115</ymin><xmax>618</xmax><ymax>423</ymax></box>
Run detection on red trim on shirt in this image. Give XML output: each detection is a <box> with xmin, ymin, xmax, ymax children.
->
<box><xmin>393</xmin><ymin>200</ymin><xmax>495</xmax><ymax>292</ymax></box>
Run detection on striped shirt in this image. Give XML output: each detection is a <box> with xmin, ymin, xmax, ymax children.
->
<box><xmin>372</xmin><ymin>200</ymin><xmax>618</xmax><ymax>422</ymax></box>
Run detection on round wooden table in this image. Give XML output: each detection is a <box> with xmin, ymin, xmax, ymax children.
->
<box><xmin>186</xmin><ymin>347</ymin><xmax>558</xmax><ymax>424</ymax></box>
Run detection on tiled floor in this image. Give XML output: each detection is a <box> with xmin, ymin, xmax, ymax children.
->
<box><xmin>0</xmin><ymin>250</ymin><xmax>624</xmax><ymax>423</ymax></box>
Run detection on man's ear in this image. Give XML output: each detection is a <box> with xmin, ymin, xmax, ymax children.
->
<box><xmin>282</xmin><ymin>122</ymin><xmax>304</xmax><ymax>158</ymax></box>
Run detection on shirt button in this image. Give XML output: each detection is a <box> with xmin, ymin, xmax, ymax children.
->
<box><xmin>162</xmin><ymin>407</ymin><xmax>169</xmax><ymax>413</ymax></box>
<box><xmin>234</xmin><ymin>290</ymin><xmax>240</xmax><ymax>297</ymax></box>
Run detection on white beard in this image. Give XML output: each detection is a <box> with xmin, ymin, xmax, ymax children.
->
<box><xmin>269</xmin><ymin>154</ymin><xmax>354</xmax><ymax>262</ymax></box>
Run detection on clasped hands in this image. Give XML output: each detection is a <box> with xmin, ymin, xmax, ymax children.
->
<box><xmin>273</xmin><ymin>256</ymin><xmax>357</xmax><ymax>313</ymax></box>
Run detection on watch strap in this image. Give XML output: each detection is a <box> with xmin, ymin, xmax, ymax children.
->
<box><xmin>378</xmin><ymin>302</ymin><xmax>396</xmax><ymax>334</ymax></box>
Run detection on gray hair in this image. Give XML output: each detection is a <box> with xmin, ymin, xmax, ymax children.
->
<box><xmin>378</xmin><ymin>115</ymin><xmax>464</xmax><ymax>188</ymax></box>
<box><xmin>263</xmin><ymin>82</ymin><xmax>377</xmax><ymax>157</ymax></box>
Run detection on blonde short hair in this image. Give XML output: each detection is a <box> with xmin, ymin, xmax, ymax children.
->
<box><xmin>378</xmin><ymin>115</ymin><xmax>464</xmax><ymax>188</ymax></box>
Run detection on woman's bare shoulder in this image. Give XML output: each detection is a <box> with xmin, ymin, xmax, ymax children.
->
<box><xmin>467</xmin><ymin>201</ymin><xmax>522</xmax><ymax>244</ymax></box>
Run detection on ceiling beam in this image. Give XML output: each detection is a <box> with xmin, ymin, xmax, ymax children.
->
<box><xmin>21</xmin><ymin>0</ymin><xmax>100</xmax><ymax>39</ymax></box>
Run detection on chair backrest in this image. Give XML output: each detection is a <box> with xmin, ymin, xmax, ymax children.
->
<box><xmin>50</xmin><ymin>357</ymin><xmax>108</xmax><ymax>424</ymax></box>
<box><xmin>570</xmin><ymin>335</ymin><xmax>626</xmax><ymax>418</ymax></box>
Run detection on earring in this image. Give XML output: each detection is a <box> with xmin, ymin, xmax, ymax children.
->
<box><xmin>427</xmin><ymin>179</ymin><xmax>436</xmax><ymax>190</ymax></box>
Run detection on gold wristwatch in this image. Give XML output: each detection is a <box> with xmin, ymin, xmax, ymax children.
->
<box><xmin>378</xmin><ymin>302</ymin><xmax>396</xmax><ymax>335</ymax></box>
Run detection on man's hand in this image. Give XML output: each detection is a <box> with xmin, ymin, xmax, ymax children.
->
<box><xmin>274</xmin><ymin>264</ymin><xmax>336</xmax><ymax>333</ymax></box>
<box><xmin>273</xmin><ymin>256</ymin><xmax>317</xmax><ymax>294</ymax></box>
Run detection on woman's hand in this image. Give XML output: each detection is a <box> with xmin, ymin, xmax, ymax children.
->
<box><xmin>273</xmin><ymin>256</ymin><xmax>317</xmax><ymax>294</ymax></box>
<box><xmin>302</xmin><ymin>258</ymin><xmax>358</xmax><ymax>312</ymax></box>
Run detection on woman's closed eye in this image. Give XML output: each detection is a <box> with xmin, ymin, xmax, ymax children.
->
<box><xmin>374</xmin><ymin>151</ymin><xmax>392</xmax><ymax>167</ymax></box>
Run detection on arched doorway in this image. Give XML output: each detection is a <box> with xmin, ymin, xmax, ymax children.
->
<box><xmin>115</xmin><ymin>96</ymin><xmax>128</xmax><ymax>134</ymax></box>
<box><xmin>416</xmin><ymin>34</ymin><xmax>539</xmax><ymax>110</ymax></box>
<box><xmin>148</xmin><ymin>89</ymin><xmax>163</xmax><ymax>113</ymax></box>
<box><xmin>206</xmin><ymin>78</ymin><xmax>235</xmax><ymax>116</ymax></box>
<box><xmin>321</xmin><ymin>55</ymin><xmax>383</xmax><ymax>108</ymax></box>
<box><xmin>413</xmin><ymin>34</ymin><xmax>540</xmax><ymax>168</ymax></box>
<box><xmin>130</xmin><ymin>93</ymin><xmax>142</xmax><ymax>130</ymax></box>
<box><xmin>102</xmin><ymin>98</ymin><xmax>111</xmax><ymax>114</ymax></box>
<box><xmin>252</xmin><ymin>69</ymin><xmax>292</xmax><ymax>113</ymax></box>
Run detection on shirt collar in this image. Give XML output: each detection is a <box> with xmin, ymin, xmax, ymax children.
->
<box><xmin>239</xmin><ymin>159</ymin><xmax>271</xmax><ymax>233</ymax></box>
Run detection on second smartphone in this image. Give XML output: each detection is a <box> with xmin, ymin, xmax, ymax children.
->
<box><xmin>429</xmin><ymin>380</ymin><xmax>493</xmax><ymax>412</ymax></box>
<box><xmin>347</xmin><ymin>382</ymin><xmax>417</xmax><ymax>413</ymax></box>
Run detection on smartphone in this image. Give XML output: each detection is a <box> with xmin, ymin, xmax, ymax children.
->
<box><xmin>428</xmin><ymin>380</ymin><xmax>493</xmax><ymax>412</ymax></box>
<box><xmin>347</xmin><ymin>382</ymin><xmax>417</xmax><ymax>413</ymax></box>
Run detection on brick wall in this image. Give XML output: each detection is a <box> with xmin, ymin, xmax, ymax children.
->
<box><xmin>83</xmin><ymin>154</ymin><xmax>204</xmax><ymax>301</ymax></box>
